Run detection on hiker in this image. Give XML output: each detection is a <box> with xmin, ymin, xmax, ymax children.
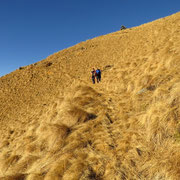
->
<box><xmin>96</xmin><ymin>68</ymin><xmax>101</xmax><ymax>83</ymax></box>
<box><xmin>91</xmin><ymin>68</ymin><xmax>96</xmax><ymax>84</ymax></box>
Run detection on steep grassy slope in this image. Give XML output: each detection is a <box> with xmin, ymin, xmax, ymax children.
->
<box><xmin>0</xmin><ymin>12</ymin><xmax>180</xmax><ymax>179</ymax></box>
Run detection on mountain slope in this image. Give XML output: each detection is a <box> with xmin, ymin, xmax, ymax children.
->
<box><xmin>0</xmin><ymin>12</ymin><xmax>180</xmax><ymax>180</ymax></box>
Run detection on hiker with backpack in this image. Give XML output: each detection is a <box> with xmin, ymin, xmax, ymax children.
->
<box><xmin>96</xmin><ymin>68</ymin><xmax>101</xmax><ymax>83</ymax></box>
<box><xmin>91</xmin><ymin>68</ymin><xmax>96</xmax><ymax>84</ymax></box>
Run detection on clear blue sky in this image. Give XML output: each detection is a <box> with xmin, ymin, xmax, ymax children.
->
<box><xmin>0</xmin><ymin>0</ymin><xmax>179</xmax><ymax>77</ymax></box>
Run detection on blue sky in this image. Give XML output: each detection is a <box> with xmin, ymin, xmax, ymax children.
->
<box><xmin>0</xmin><ymin>0</ymin><xmax>179</xmax><ymax>77</ymax></box>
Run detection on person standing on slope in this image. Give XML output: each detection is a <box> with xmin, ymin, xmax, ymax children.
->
<box><xmin>96</xmin><ymin>68</ymin><xmax>101</xmax><ymax>83</ymax></box>
<box><xmin>91</xmin><ymin>68</ymin><xmax>96</xmax><ymax>84</ymax></box>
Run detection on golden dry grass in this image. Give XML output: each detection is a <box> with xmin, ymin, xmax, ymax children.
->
<box><xmin>0</xmin><ymin>12</ymin><xmax>180</xmax><ymax>179</ymax></box>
